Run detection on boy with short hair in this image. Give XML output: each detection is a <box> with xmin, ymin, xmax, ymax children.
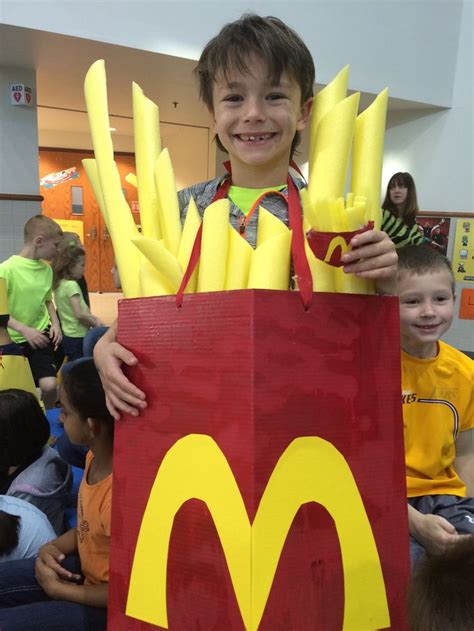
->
<box><xmin>397</xmin><ymin>245</ymin><xmax>474</xmax><ymax>565</ymax></box>
<box><xmin>0</xmin><ymin>214</ymin><xmax>63</xmax><ymax>407</ymax></box>
<box><xmin>94</xmin><ymin>14</ymin><xmax>398</xmax><ymax>418</ymax></box>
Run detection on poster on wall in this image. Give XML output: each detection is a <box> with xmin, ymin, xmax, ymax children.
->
<box><xmin>453</xmin><ymin>218</ymin><xmax>474</xmax><ymax>282</ymax></box>
<box><xmin>55</xmin><ymin>219</ymin><xmax>84</xmax><ymax>243</ymax></box>
<box><xmin>416</xmin><ymin>216</ymin><xmax>451</xmax><ymax>256</ymax></box>
<box><xmin>40</xmin><ymin>166</ymin><xmax>79</xmax><ymax>188</ymax></box>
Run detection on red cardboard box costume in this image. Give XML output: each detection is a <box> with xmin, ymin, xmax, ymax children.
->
<box><xmin>82</xmin><ymin>59</ymin><xmax>410</xmax><ymax>631</ymax></box>
<box><xmin>108</xmin><ymin>290</ymin><xmax>409</xmax><ymax>630</ymax></box>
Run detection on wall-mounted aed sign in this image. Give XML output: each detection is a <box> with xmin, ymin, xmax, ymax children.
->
<box><xmin>10</xmin><ymin>84</ymin><xmax>33</xmax><ymax>106</ymax></box>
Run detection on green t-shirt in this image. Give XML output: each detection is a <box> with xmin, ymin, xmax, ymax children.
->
<box><xmin>0</xmin><ymin>255</ymin><xmax>52</xmax><ymax>343</ymax></box>
<box><xmin>54</xmin><ymin>279</ymin><xmax>89</xmax><ymax>338</ymax></box>
<box><xmin>228</xmin><ymin>185</ymin><xmax>286</xmax><ymax>216</ymax></box>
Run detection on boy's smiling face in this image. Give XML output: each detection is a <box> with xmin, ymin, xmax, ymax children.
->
<box><xmin>211</xmin><ymin>57</ymin><xmax>312</xmax><ymax>187</ymax></box>
<box><xmin>398</xmin><ymin>269</ymin><xmax>455</xmax><ymax>359</ymax></box>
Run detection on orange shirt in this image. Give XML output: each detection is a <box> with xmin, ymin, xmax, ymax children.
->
<box><xmin>77</xmin><ymin>450</ymin><xmax>112</xmax><ymax>585</ymax></box>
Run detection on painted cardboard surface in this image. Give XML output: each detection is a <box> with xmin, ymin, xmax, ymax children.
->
<box><xmin>109</xmin><ymin>290</ymin><xmax>410</xmax><ymax>630</ymax></box>
<box><xmin>459</xmin><ymin>288</ymin><xmax>474</xmax><ymax>320</ymax></box>
<box><xmin>453</xmin><ymin>219</ymin><xmax>474</xmax><ymax>282</ymax></box>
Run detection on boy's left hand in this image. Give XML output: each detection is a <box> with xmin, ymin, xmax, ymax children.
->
<box><xmin>342</xmin><ymin>230</ymin><xmax>398</xmax><ymax>294</ymax></box>
<box><xmin>49</xmin><ymin>323</ymin><xmax>63</xmax><ymax>349</ymax></box>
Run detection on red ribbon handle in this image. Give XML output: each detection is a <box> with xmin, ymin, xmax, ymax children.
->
<box><xmin>176</xmin><ymin>173</ymin><xmax>313</xmax><ymax>310</ymax></box>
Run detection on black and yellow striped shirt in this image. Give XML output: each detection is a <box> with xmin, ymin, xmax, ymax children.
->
<box><xmin>382</xmin><ymin>209</ymin><xmax>425</xmax><ymax>248</ymax></box>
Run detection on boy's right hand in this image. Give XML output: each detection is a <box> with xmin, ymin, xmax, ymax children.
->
<box><xmin>93</xmin><ymin>322</ymin><xmax>147</xmax><ymax>420</ymax></box>
<box><xmin>22</xmin><ymin>326</ymin><xmax>49</xmax><ymax>349</ymax></box>
<box><xmin>411</xmin><ymin>513</ymin><xmax>460</xmax><ymax>555</ymax></box>
<box><xmin>38</xmin><ymin>542</ymin><xmax>81</xmax><ymax>582</ymax></box>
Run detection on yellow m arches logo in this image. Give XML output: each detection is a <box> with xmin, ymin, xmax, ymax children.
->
<box><xmin>126</xmin><ymin>435</ymin><xmax>390</xmax><ymax>630</ymax></box>
<box><xmin>324</xmin><ymin>235</ymin><xmax>350</xmax><ymax>265</ymax></box>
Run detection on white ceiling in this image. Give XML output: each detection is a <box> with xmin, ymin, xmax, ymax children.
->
<box><xmin>0</xmin><ymin>23</ymin><xmax>444</xmax><ymax>152</ymax></box>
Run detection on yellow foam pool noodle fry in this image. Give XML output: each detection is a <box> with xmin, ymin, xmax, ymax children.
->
<box><xmin>248</xmin><ymin>231</ymin><xmax>292</xmax><ymax>290</ymax></box>
<box><xmin>84</xmin><ymin>61</ymin><xmax>114</xmax><ymax>161</ymax></box>
<box><xmin>198</xmin><ymin>199</ymin><xmax>230</xmax><ymax>293</ymax></box>
<box><xmin>345</xmin><ymin>192</ymin><xmax>354</xmax><ymax>209</ymax></box>
<box><xmin>139</xmin><ymin>258</ymin><xmax>176</xmax><ymax>297</ymax></box>
<box><xmin>350</xmin><ymin>89</ymin><xmax>388</xmax><ymax>230</ymax></box>
<box><xmin>304</xmin><ymin>241</ymin><xmax>336</xmax><ymax>293</ymax></box>
<box><xmin>308</xmin><ymin>65</ymin><xmax>349</xmax><ymax>176</ymax></box>
<box><xmin>125</xmin><ymin>173</ymin><xmax>137</xmax><ymax>187</ymax></box>
<box><xmin>346</xmin><ymin>199</ymin><xmax>367</xmax><ymax>231</ymax></box>
<box><xmin>83</xmin><ymin>63</ymin><xmax>141</xmax><ymax>297</ymax></box>
<box><xmin>83</xmin><ymin>157</ymin><xmax>141</xmax><ymax>300</ymax></box>
<box><xmin>133</xmin><ymin>82</ymin><xmax>162</xmax><ymax>240</ymax></box>
<box><xmin>82</xmin><ymin>159</ymin><xmax>108</xmax><ymax>224</ymax></box>
<box><xmin>308</xmin><ymin>92</ymin><xmax>360</xmax><ymax>204</ymax></box>
<box><xmin>256</xmin><ymin>207</ymin><xmax>288</xmax><ymax>247</ymax></box>
<box><xmin>300</xmin><ymin>189</ymin><xmax>321</xmax><ymax>231</ymax></box>
<box><xmin>302</xmin><ymin>193</ymin><xmax>331</xmax><ymax>232</ymax></box>
<box><xmin>132</xmin><ymin>236</ymin><xmax>183</xmax><ymax>293</ymax></box>
<box><xmin>329</xmin><ymin>198</ymin><xmax>348</xmax><ymax>232</ymax></box>
<box><xmin>335</xmin><ymin>268</ymin><xmax>373</xmax><ymax>295</ymax></box>
<box><xmin>154</xmin><ymin>148</ymin><xmax>182</xmax><ymax>257</ymax></box>
<box><xmin>177</xmin><ymin>197</ymin><xmax>201</xmax><ymax>294</ymax></box>
<box><xmin>225</xmin><ymin>225</ymin><xmax>253</xmax><ymax>290</ymax></box>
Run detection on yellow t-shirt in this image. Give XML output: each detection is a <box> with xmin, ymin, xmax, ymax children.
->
<box><xmin>401</xmin><ymin>340</ymin><xmax>474</xmax><ymax>497</ymax></box>
<box><xmin>77</xmin><ymin>450</ymin><xmax>112</xmax><ymax>585</ymax></box>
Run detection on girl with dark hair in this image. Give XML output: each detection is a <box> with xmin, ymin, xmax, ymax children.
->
<box><xmin>383</xmin><ymin>172</ymin><xmax>419</xmax><ymax>225</ymax></box>
<box><xmin>0</xmin><ymin>389</ymin><xmax>71</xmax><ymax>534</ymax></box>
<box><xmin>0</xmin><ymin>359</ymin><xmax>114</xmax><ymax>631</ymax></box>
<box><xmin>52</xmin><ymin>244</ymin><xmax>102</xmax><ymax>361</ymax></box>
<box><xmin>381</xmin><ymin>172</ymin><xmax>425</xmax><ymax>248</ymax></box>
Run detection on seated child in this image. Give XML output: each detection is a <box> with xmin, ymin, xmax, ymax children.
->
<box><xmin>93</xmin><ymin>13</ymin><xmax>399</xmax><ymax>419</ymax></box>
<box><xmin>408</xmin><ymin>535</ymin><xmax>474</xmax><ymax>631</ymax></box>
<box><xmin>0</xmin><ymin>389</ymin><xmax>72</xmax><ymax>534</ymax></box>
<box><xmin>397</xmin><ymin>245</ymin><xmax>474</xmax><ymax>565</ymax></box>
<box><xmin>0</xmin><ymin>495</ymin><xmax>56</xmax><ymax>562</ymax></box>
<box><xmin>0</xmin><ymin>215</ymin><xmax>63</xmax><ymax>408</ymax></box>
<box><xmin>52</xmin><ymin>243</ymin><xmax>102</xmax><ymax>361</ymax></box>
<box><xmin>0</xmin><ymin>359</ymin><xmax>114</xmax><ymax>631</ymax></box>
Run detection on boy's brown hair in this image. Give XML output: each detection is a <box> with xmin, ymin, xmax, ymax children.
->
<box><xmin>195</xmin><ymin>13</ymin><xmax>315</xmax><ymax>156</ymax></box>
<box><xmin>408</xmin><ymin>536</ymin><xmax>474</xmax><ymax>631</ymax></box>
<box><xmin>24</xmin><ymin>215</ymin><xmax>62</xmax><ymax>243</ymax></box>
<box><xmin>397</xmin><ymin>245</ymin><xmax>455</xmax><ymax>293</ymax></box>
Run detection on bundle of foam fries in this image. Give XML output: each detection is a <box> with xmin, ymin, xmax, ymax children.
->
<box><xmin>83</xmin><ymin>61</ymin><xmax>387</xmax><ymax>298</ymax></box>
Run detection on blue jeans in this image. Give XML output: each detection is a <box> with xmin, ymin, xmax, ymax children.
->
<box><xmin>82</xmin><ymin>326</ymin><xmax>109</xmax><ymax>357</ymax></box>
<box><xmin>408</xmin><ymin>494</ymin><xmax>474</xmax><ymax>569</ymax></box>
<box><xmin>0</xmin><ymin>556</ymin><xmax>107</xmax><ymax>630</ymax></box>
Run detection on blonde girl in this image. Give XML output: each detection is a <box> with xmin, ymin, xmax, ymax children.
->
<box><xmin>53</xmin><ymin>245</ymin><xmax>102</xmax><ymax>361</ymax></box>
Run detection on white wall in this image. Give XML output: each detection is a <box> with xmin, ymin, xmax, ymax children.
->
<box><xmin>383</xmin><ymin>0</ymin><xmax>473</xmax><ymax>214</ymax></box>
<box><xmin>3</xmin><ymin>0</ymin><xmax>471</xmax><ymax>210</ymax></box>
<box><xmin>2</xmin><ymin>0</ymin><xmax>462</xmax><ymax>106</ymax></box>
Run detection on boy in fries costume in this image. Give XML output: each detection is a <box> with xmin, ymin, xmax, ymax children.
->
<box><xmin>87</xmin><ymin>14</ymin><xmax>409</xmax><ymax>631</ymax></box>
